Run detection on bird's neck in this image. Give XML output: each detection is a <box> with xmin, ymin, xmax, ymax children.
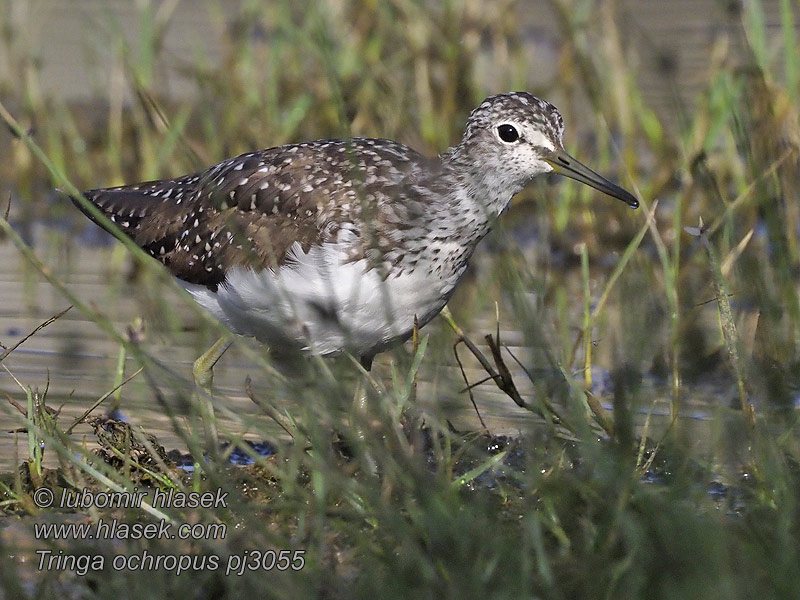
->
<box><xmin>438</xmin><ymin>148</ymin><xmax>522</xmax><ymax>226</ymax></box>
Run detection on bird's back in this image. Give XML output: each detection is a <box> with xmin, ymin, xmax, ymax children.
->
<box><xmin>74</xmin><ymin>138</ymin><xmax>435</xmax><ymax>291</ymax></box>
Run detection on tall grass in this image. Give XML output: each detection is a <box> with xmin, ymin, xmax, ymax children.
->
<box><xmin>1</xmin><ymin>0</ymin><xmax>800</xmax><ymax>598</ymax></box>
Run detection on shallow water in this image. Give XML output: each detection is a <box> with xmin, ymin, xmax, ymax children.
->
<box><xmin>2</xmin><ymin>0</ymin><xmax>773</xmax><ymax>469</ymax></box>
<box><xmin>0</xmin><ymin>220</ymin><xmax>732</xmax><ymax>472</ymax></box>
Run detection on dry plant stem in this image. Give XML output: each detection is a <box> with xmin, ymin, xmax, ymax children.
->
<box><xmin>0</xmin><ymin>112</ymin><xmax>163</xmax><ymax>378</ymax></box>
<box><xmin>707</xmin><ymin>147</ymin><xmax>794</xmax><ymax>238</ymax></box>
<box><xmin>500</xmin><ymin>347</ymin><xmax>577</xmax><ymax>432</ymax></box>
<box><xmin>5</xmin><ymin>389</ymin><xmax>61</xmax><ymax>430</ymax></box>
<box><xmin>66</xmin><ymin>368</ymin><xmax>144</xmax><ymax>434</ymax></box>
<box><xmin>584</xmin><ymin>391</ymin><xmax>614</xmax><ymax>437</ymax></box>
<box><xmin>594</xmin><ymin>200</ymin><xmax>660</xmax><ymax>320</ymax></box>
<box><xmin>641</xmin><ymin>196</ymin><xmax>681</xmax><ymax>422</ymax></box>
<box><xmin>0</xmin><ymin>306</ymin><xmax>72</xmax><ymax>363</ymax></box>
<box><xmin>721</xmin><ymin>229</ymin><xmax>755</xmax><ymax>277</ymax></box>
<box><xmin>443</xmin><ymin>307</ymin><xmax>568</xmax><ymax>429</ymax></box>
<box><xmin>483</xmin><ymin>333</ymin><xmax>527</xmax><ymax>409</ymax></box>
<box><xmin>244</xmin><ymin>376</ymin><xmax>296</xmax><ymax>440</ymax></box>
<box><xmin>0</xmin><ymin>211</ymin><xmax>241</xmax><ymax>461</ymax></box>
<box><xmin>133</xmin><ymin>427</ymin><xmax>190</xmax><ymax>490</ymax></box>
<box><xmin>452</xmin><ymin>339</ymin><xmax>489</xmax><ymax>430</ymax></box>
<box><xmin>443</xmin><ymin>309</ymin><xmax>530</xmax><ymax>411</ymax></box>
<box><xmin>581</xmin><ymin>244</ymin><xmax>592</xmax><ymax>391</ymax></box>
<box><xmin>0</xmin><ymin>215</ymin><xmax>152</xmax><ymax>371</ymax></box>
<box><xmin>695</xmin><ymin>225</ymin><xmax>755</xmax><ymax>429</ymax></box>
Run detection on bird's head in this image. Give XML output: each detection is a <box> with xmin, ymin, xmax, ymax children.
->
<box><xmin>454</xmin><ymin>92</ymin><xmax>638</xmax><ymax>209</ymax></box>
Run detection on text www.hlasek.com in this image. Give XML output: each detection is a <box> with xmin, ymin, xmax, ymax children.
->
<box><xmin>35</xmin><ymin>518</ymin><xmax>226</xmax><ymax>541</ymax></box>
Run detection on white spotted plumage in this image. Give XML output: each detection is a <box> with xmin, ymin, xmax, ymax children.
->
<box><xmin>74</xmin><ymin>92</ymin><xmax>638</xmax><ymax>364</ymax></box>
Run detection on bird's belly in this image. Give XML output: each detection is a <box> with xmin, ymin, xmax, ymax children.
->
<box><xmin>180</xmin><ymin>243</ymin><xmax>461</xmax><ymax>357</ymax></box>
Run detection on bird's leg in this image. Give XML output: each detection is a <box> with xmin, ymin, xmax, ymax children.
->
<box><xmin>192</xmin><ymin>337</ymin><xmax>232</xmax><ymax>450</ymax></box>
<box><xmin>354</xmin><ymin>353</ymin><xmax>375</xmax><ymax>415</ymax></box>
<box><xmin>403</xmin><ymin>316</ymin><xmax>424</xmax><ymax>454</ymax></box>
<box><xmin>351</xmin><ymin>354</ymin><xmax>378</xmax><ymax>473</ymax></box>
<box><xmin>192</xmin><ymin>337</ymin><xmax>232</xmax><ymax>393</ymax></box>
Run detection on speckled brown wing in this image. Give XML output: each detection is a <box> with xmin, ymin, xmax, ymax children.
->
<box><xmin>74</xmin><ymin>139</ymin><xmax>429</xmax><ymax>290</ymax></box>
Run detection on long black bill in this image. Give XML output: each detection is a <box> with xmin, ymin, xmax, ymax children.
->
<box><xmin>545</xmin><ymin>148</ymin><xmax>639</xmax><ymax>209</ymax></box>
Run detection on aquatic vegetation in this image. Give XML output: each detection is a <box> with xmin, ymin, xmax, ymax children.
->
<box><xmin>1</xmin><ymin>0</ymin><xmax>800</xmax><ymax>598</ymax></box>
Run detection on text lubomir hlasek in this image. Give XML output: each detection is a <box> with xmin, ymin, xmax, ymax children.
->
<box><xmin>58</xmin><ymin>487</ymin><xmax>228</xmax><ymax>509</ymax></box>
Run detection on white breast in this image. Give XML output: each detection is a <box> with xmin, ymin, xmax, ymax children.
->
<box><xmin>180</xmin><ymin>241</ymin><xmax>464</xmax><ymax>357</ymax></box>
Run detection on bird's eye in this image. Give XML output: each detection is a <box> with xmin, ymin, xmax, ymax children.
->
<box><xmin>497</xmin><ymin>124</ymin><xmax>519</xmax><ymax>143</ymax></box>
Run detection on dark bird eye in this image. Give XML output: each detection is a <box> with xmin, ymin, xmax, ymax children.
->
<box><xmin>497</xmin><ymin>124</ymin><xmax>519</xmax><ymax>143</ymax></box>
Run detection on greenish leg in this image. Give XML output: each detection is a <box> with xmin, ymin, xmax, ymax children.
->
<box><xmin>352</xmin><ymin>355</ymin><xmax>378</xmax><ymax>473</ymax></box>
<box><xmin>192</xmin><ymin>337</ymin><xmax>232</xmax><ymax>449</ymax></box>
<box><xmin>192</xmin><ymin>337</ymin><xmax>232</xmax><ymax>394</ymax></box>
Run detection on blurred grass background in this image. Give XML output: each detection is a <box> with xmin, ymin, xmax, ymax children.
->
<box><xmin>1</xmin><ymin>0</ymin><xmax>800</xmax><ymax>598</ymax></box>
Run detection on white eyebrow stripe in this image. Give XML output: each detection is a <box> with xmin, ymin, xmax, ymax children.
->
<box><xmin>525</xmin><ymin>129</ymin><xmax>555</xmax><ymax>151</ymax></box>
